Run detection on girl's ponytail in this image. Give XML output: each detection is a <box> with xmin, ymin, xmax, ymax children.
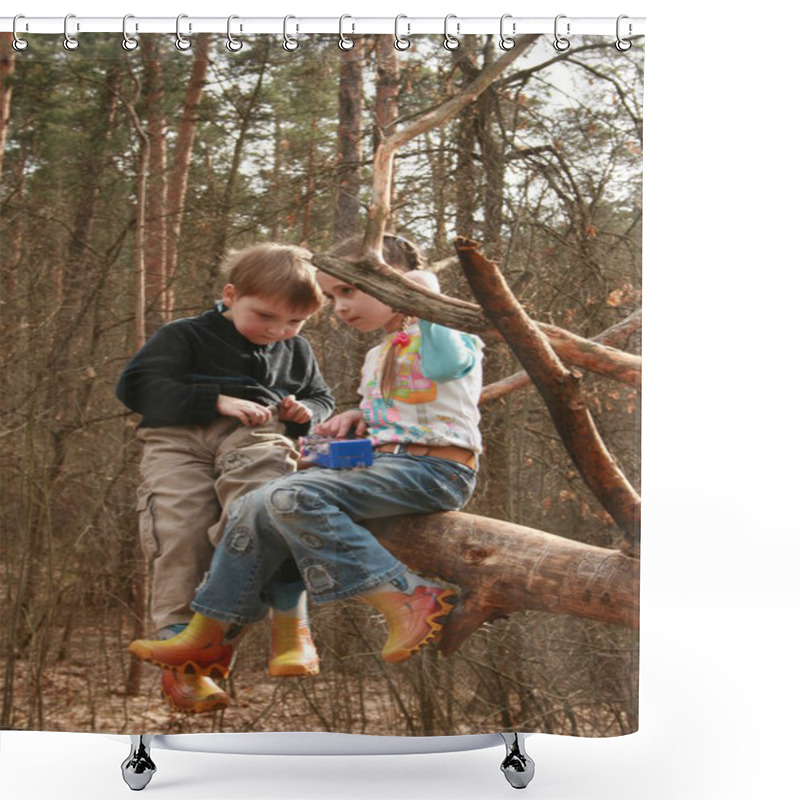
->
<box><xmin>380</xmin><ymin>317</ymin><xmax>412</xmax><ymax>400</ymax></box>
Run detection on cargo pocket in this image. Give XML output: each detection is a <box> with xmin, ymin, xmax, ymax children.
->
<box><xmin>136</xmin><ymin>490</ymin><xmax>161</xmax><ymax>560</ymax></box>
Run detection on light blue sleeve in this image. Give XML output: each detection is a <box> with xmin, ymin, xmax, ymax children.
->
<box><xmin>418</xmin><ymin>320</ymin><xmax>478</xmax><ymax>383</ymax></box>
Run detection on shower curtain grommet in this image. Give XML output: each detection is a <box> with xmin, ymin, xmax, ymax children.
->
<box><xmin>499</xmin><ymin>14</ymin><xmax>516</xmax><ymax>50</ymax></box>
<box><xmin>12</xmin><ymin>14</ymin><xmax>29</xmax><ymax>51</ymax></box>
<box><xmin>63</xmin><ymin>13</ymin><xmax>79</xmax><ymax>51</ymax></box>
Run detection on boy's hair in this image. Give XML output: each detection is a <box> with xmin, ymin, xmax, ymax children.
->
<box><xmin>330</xmin><ymin>233</ymin><xmax>427</xmax><ymax>399</ymax></box>
<box><xmin>221</xmin><ymin>242</ymin><xmax>324</xmax><ymax>312</ymax></box>
<box><xmin>330</xmin><ymin>233</ymin><xmax>425</xmax><ymax>272</ymax></box>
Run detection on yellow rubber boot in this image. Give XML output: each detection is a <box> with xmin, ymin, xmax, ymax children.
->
<box><xmin>161</xmin><ymin>670</ymin><xmax>231</xmax><ymax>714</ymax></box>
<box><xmin>360</xmin><ymin>584</ymin><xmax>456</xmax><ymax>664</ymax></box>
<box><xmin>267</xmin><ymin>584</ymin><xmax>320</xmax><ymax>677</ymax></box>
<box><xmin>129</xmin><ymin>614</ymin><xmax>238</xmax><ymax>680</ymax></box>
<box><xmin>268</xmin><ymin>613</ymin><xmax>320</xmax><ymax>677</ymax></box>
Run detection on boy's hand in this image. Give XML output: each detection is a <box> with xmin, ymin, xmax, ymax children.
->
<box><xmin>278</xmin><ymin>395</ymin><xmax>313</xmax><ymax>424</ymax></box>
<box><xmin>314</xmin><ymin>409</ymin><xmax>367</xmax><ymax>438</ymax></box>
<box><xmin>217</xmin><ymin>395</ymin><xmax>272</xmax><ymax>427</ymax></box>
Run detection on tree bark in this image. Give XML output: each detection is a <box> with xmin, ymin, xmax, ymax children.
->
<box><xmin>367</xmin><ymin>511</ymin><xmax>639</xmax><ymax>655</ymax></box>
<box><xmin>455</xmin><ymin>237</ymin><xmax>641</xmax><ymax>552</ymax></box>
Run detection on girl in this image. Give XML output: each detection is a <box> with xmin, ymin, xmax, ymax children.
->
<box><xmin>128</xmin><ymin>235</ymin><xmax>483</xmax><ymax>677</ymax></box>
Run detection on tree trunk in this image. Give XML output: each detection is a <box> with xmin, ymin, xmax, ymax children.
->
<box><xmin>367</xmin><ymin>511</ymin><xmax>639</xmax><ymax>655</ymax></box>
<box><xmin>165</xmin><ymin>33</ymin><xmax>210</xmax><ymax>317</ymax></box>
<box><xmin>333</xmin><ymin>39</ymin><xmax>364</xmax><ymax>239</ymax></box>
<box><xmin>374</xmin><ymin>36</ymin><xmax>399</xmax><ymax>232</ymax></box>
<box><xmin>141</xmin><ymin>37</ymin><xmax>168</xmax><ymax>334</ymax></box>
<box><xmin>0</xmin><ymin>32</ymin><xmax>16</xmax><ymax>183</ymax></box>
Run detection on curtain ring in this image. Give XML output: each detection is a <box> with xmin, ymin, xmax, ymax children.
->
<box><xmin>499</xmin><ymin>13</ymin><xmax>515</xmax><ymax>50</ymax></box>
<box><xmin>175</xmin><ymin>14</ymin><xmax>192</xmax><ymax>50</ymax></box>
<box><xmin>616</xmin><ymin>15</ymin><xmax>633</xmax><ymax>51</ymax></box>
<box><xmin>63</xmin><ymin>13</ymin><xmax>79</xmax><ymax>51</ymax></box>
<box><xmin>121</xmin><ymin>14</ymin><xmax>138</xmax><ymax>51</ymax></box>
<box><xmin>553</xmin><ymin>14</ymin><xmax>571</xmax><ymax>51</ymax></box>
<box><xmin>12</xmin><ymin>15</ymin><xmax>28</xmax><ymax>51</ymax></box>
<box><xmin>339</xmin><ymin>15</ymin><xmax>355</xmax><ymax>50</ymax></box>
<box><xmin>443</xmin><ymin>14</ymin><xmax>460</xmax><ymax>50</ymax></box>
<box><xmin>283</xmin><ymin>15</ymin><xmax>299</xmax><ymax>51</ymax></box>
<box><xmin>226</xmin><ymin>15</ymin><xmax>243</xmax><ymax>51</ymax></box>
<box><xmin>394</xmin><ymin>15</ymin><xmax>411</xmax><ymax>51</ymax></box>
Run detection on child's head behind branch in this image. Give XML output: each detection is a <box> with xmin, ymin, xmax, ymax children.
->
<box><xmin>330</xmin><ymin>233</ymin><xmax>425</xmax><ymax>273</ymax></box>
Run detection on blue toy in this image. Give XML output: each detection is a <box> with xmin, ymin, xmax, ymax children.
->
<box><xmin>299</xmin><ymin>436</ymin><xmax>374</xmax><ymax>469</ymax></box>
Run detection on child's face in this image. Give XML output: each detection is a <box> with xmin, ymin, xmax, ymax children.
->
<box><xmin>316</xmin><ymin>273</ymin><xmax>404</xmax><ymax>334</ymax></box>
<box><xmin>221</xmin><ymin>285</ymin><xmax>311</xmax><ymax>345</ymax></box>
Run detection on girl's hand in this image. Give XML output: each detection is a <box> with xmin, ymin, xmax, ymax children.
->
<box><xmin>217</xmin><ymin>395</ymin><xmax>272</xmax><ymax>427</ymax></box>
<box><xmin>404</xmin><ymin>270</ymin><xmax>441</xmax><ymax>293</ymax></box>
<box><xmin>314</xmin><ymin>409</ymin><xmax>367</xmax><ymax>438</ymax></box>
<box><xmin>278</xmin><ymin>395</ymin><xmax>313</xmax><ymax>424</ymax></box>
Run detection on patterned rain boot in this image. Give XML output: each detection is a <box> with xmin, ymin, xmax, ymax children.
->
<box><xmin>267</xmin><ymin>581</ymin><xmax>320</xmax><ymax>677</ymax></box>
<box><xmin>156</xmin><ymin>624</ymin><xmax>231</xmax><ymax>713</ymax></box>
<box><xmin>160</xmin><ymin>671</ymin><xmax>231</xmax><ymax>714</ymax></box>
<box><xmin>360</xmin><ymin>575</ymin><xmax>457</xmax><ymax>664</ymax></box>
<box><xmin>129</xmin><ymin>614</ymin><xmax>240</xmax><ymax>680</ymax></box>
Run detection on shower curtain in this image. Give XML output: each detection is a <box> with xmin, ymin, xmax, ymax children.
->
<box><xmin>0</xmin><ymin>27</ymin><xmax>643</xmax><ymax>739</ymax></box>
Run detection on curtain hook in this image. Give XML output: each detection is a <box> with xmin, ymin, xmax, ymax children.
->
<box><xmin>122</xmin><ymin>14</ymin><xmax>139</xmax><ymax>51</ymax></box>
<box><xmin>394</xmin><ymin>15</ymin><xmax>411</xmax><ymax>51</ymax></box>
<box><xmin>175</xmin><ymin>14</ymin><xmax>192</xmax><ymax>51</ymax></box>
<box><xmin>499</xmin><ymin>13</ymin><xmax>516</xmax><ymax>50</ymax></box>
<box><xmin>12</xmin><ymin>14</ymin><xmax>28</xmax><ymax>51</ymax></box>
<box><xmin>616</xmin><ymin>15</ymin><xmax>633</xmax><ymax>51</ymax></box>
<box><xmin>283</xmin><ymin>15</ymin><xmax>299</xmax><ymax>51</ymax></box>
<box><xmin>339</xmin><ymin>14</ymin><xmax>355</xmax><ymax>51</ymax></box>
<box><xmin>443</xmin><ymin>14</ymin><xmax>460</xmax><ymax>51</ymax></box>
<box><xmin>226</xmin><ymin>15</ymin><xmax>243</xmax><ymax>51</ymax></box>
<box><xmin>63</xmin><ymin>13</ymin><xmax>79</xmax><ymax>51</ymax></box>
<box><xmin>553</xmin><ymin>14</ymin><xmax>571</xmax><ymax>52</ymax></box>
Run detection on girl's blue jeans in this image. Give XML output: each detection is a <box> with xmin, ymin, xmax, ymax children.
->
<box><xmin>191</xmin><ymin>451</ymin><xmax>477</xmax><ymax>625</ymax></box>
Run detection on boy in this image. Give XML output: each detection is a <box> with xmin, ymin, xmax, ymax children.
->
<box><xmin>117</xmin><ymin>242</ymin><xmax>334</xmax><ymax>713</ymax></box>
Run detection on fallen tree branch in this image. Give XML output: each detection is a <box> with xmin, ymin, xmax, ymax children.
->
<box><xmin>455</xmin><ymin>237</ymin><xmax>641</xmax><ymax>553</ymax></box>
<box><xmin>368</xmin><ymin>511</ymin><xmax>639</xmax><ymax>655</ymax></box>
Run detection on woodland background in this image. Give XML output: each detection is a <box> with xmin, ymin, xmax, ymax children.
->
<box><xmin>0</xmin><ymin>33</ymin><xmax>642</xmax><ymax>736</ymax></box>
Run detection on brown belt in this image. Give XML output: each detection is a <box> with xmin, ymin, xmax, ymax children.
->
<box><xmin>374</xmin><ymin>443</ymin><xmax>477</xmax><ymax>470</ymax></box>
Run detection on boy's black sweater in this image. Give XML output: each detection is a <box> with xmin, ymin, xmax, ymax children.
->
<box><xmin>116</xmin><ymin>304</ymin><xmax>334</xmax><ymax>438</ymax></box>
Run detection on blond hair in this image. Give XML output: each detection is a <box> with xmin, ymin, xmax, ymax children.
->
<box><xmin>330</xmin><ymin>234</ymin><xmax>425</xmax><ymax>400</ymax></box>
<box><xmin>221</xmin><ymin>242</ymin><xmax>324</xmax><ymax>312</ymax></box>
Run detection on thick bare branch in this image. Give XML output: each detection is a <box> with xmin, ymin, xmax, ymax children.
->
<box><xmin>368</xmin><ymin>511</ymin><xmax>639</xmax><ymax>655</ymax></box>
<box><xmin>312</xmin><ymin>252</ymin><xmax>641</xmax><ymax>386</ymax></box>
<box><xmin>455</xmin><ymin>237</ymin><xmax>641</xmax><ymax>552</ymax></box>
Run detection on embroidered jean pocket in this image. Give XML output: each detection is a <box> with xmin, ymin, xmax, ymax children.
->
<box><xmin>136</xmin><ymin>490</ymin><xmax>161</xmax><ymax>559</ymax></box>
